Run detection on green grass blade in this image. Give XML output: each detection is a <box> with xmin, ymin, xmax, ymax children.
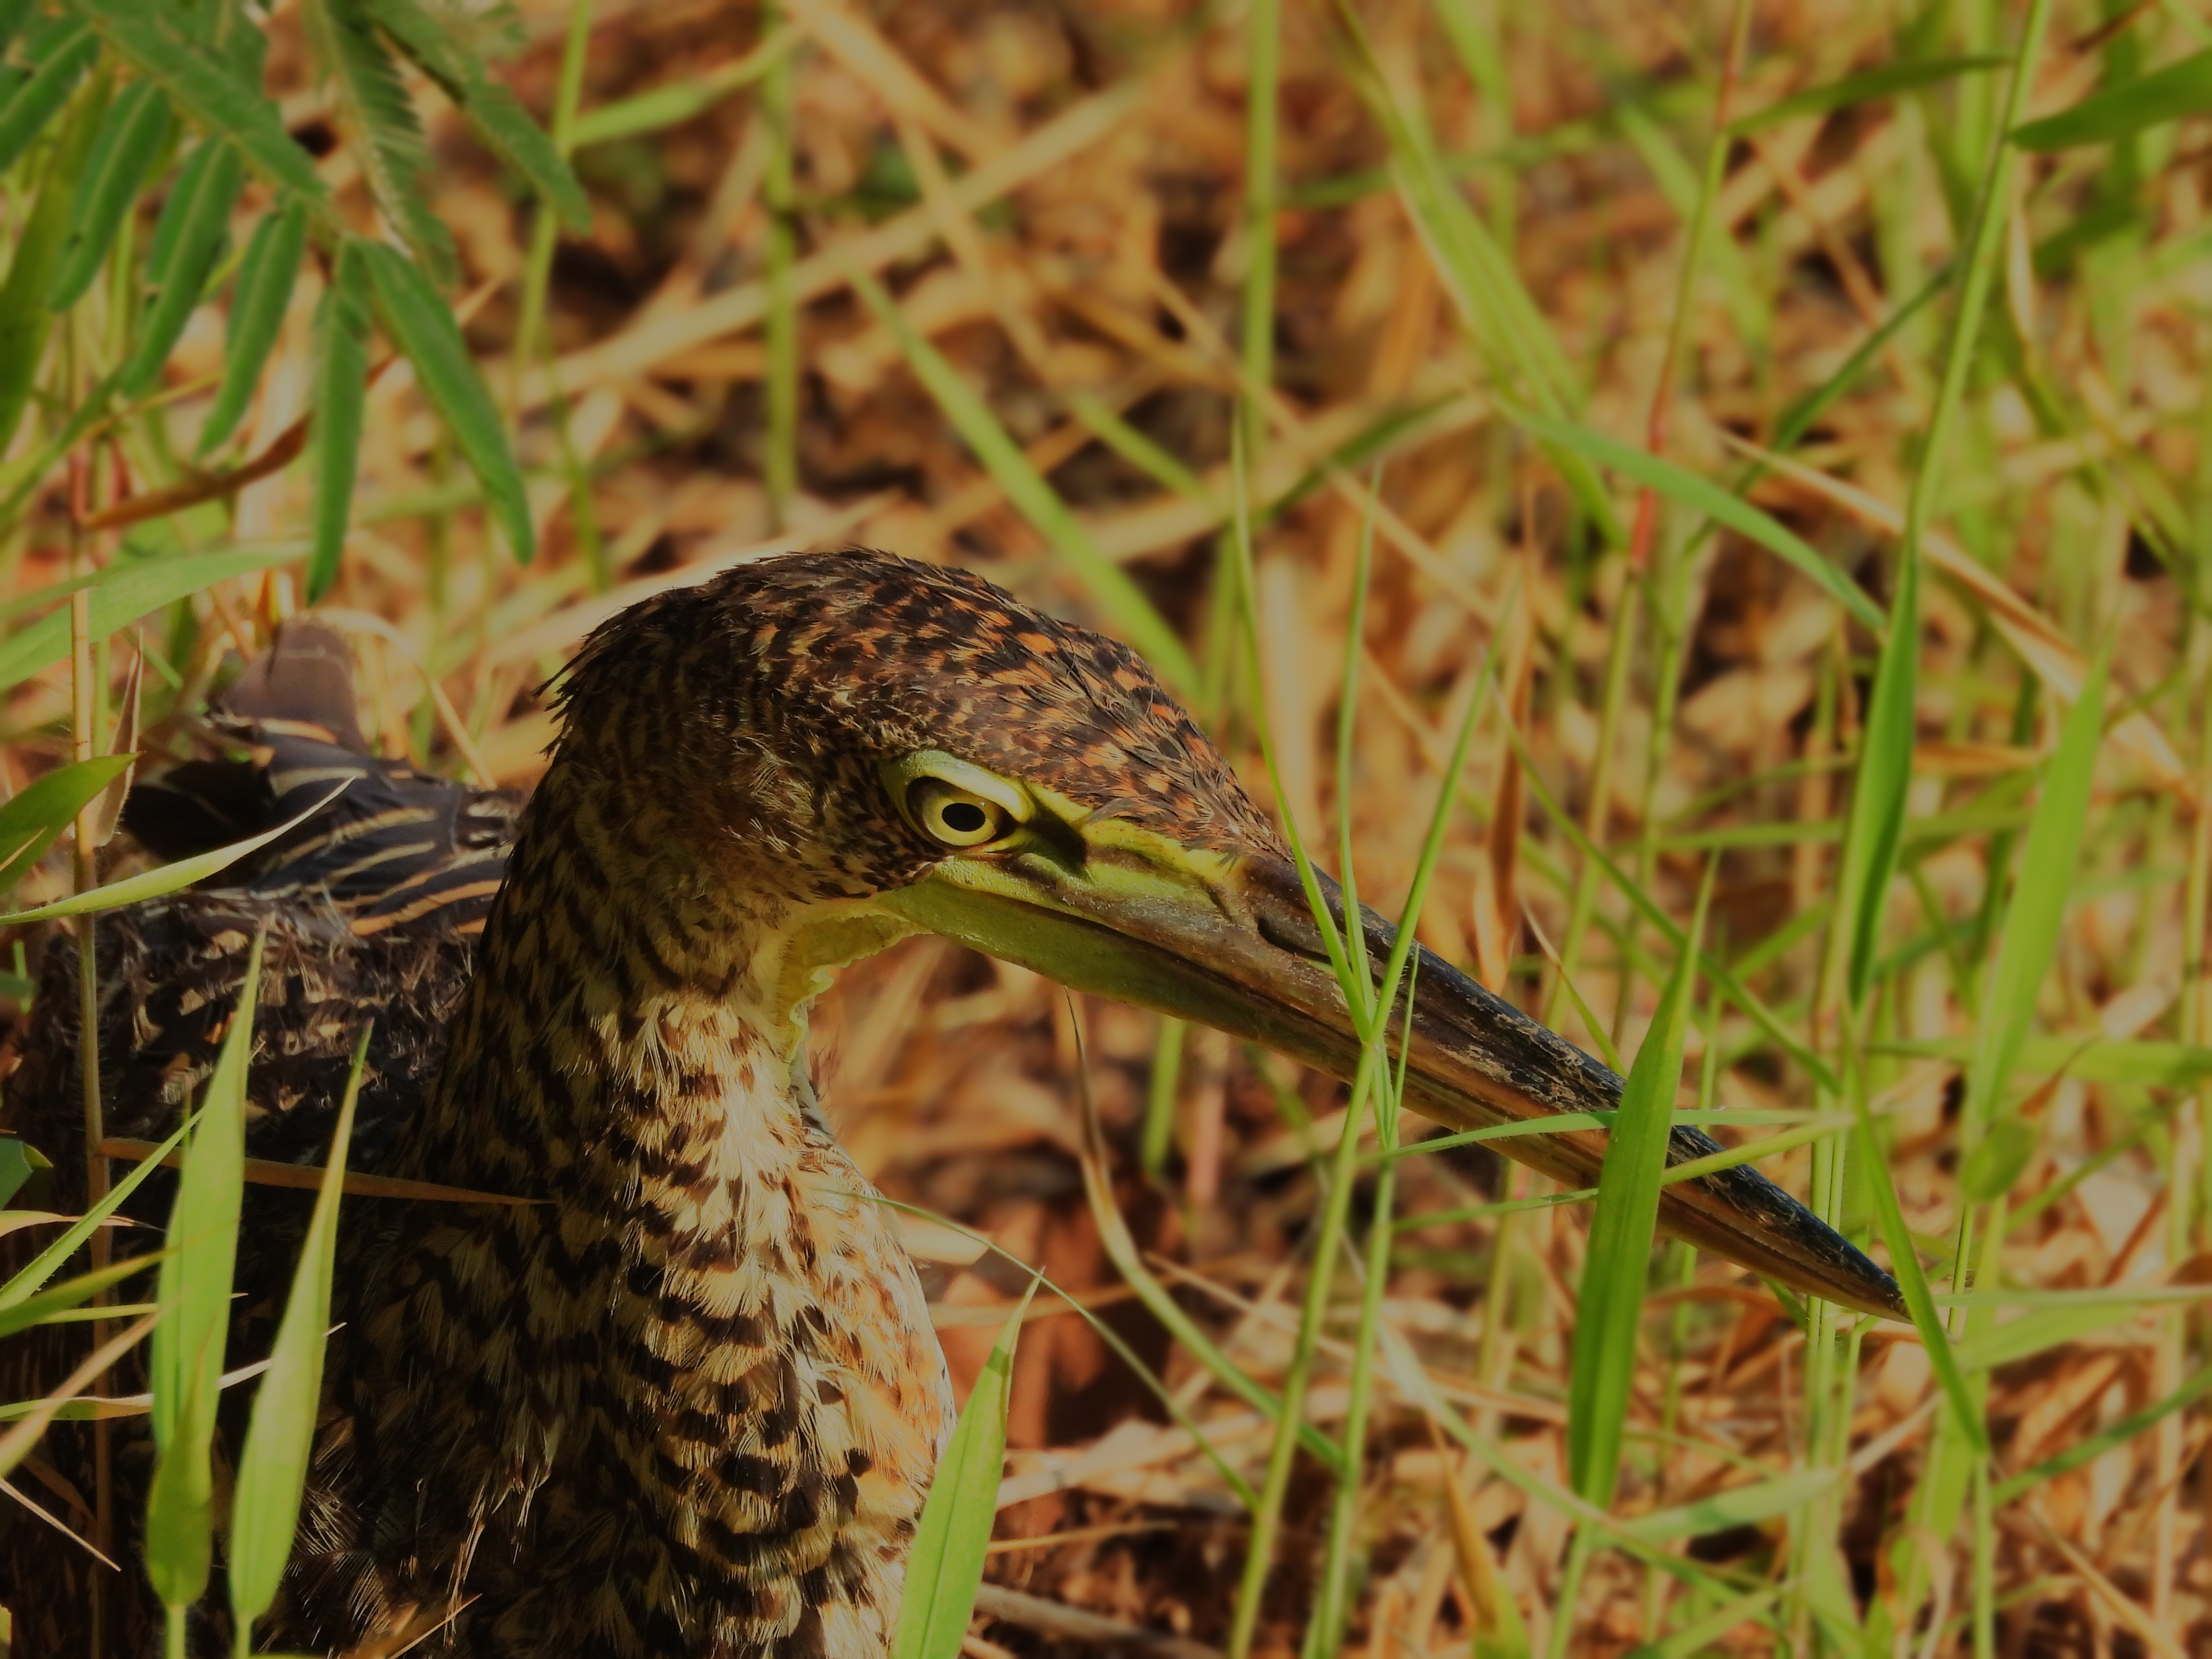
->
<box><xmin>1837</xmin><ymin>541</ymin><xmax>1918</xmax><ymax>1009</ymax></box>
<box><xmin>1767</xmin><ymin>264</ymin><xmax>1952</xmax><ymax>455</ymax></box>
<box><xmin>300</xmin><ymin>0</ymin><xmax>456</xmax><ymax>280</ymax></box>
<box><xmin>1959</xmin><ymin>647</ymin><xmax>2107</xmax><ymax>1198</ymax></box>
<box><xmin>0</xmin><ymin>781</ymin><xmax>347</xmax><ymax>924</ymax></box>
<box><xmin>1954</xmin><ymin>1301</ymin><xmax>2136</xmax><ymax>1373</ymax></box>
<box><xmin>1873</xmin><ymin>1035</ymin><xmax>2212</xmax><ymax>1087</ymax></box>
<box><xmin>1513</xmin><ymin>410</ymin><xmax>1885</xmax><ymax>632</ymax></box>
<box><xmin>0</xmin><ymin>17</ymin><xmax>94</xmax><ymax>174</ymax></box>
<box><xmin>360</xmin><ymin>240</ymin><xmax>534</xmax><ymax>565</ymax></box>
<box><xmin>1334</xmin><ymin>7</ymin><xmax>1619</xmax><ymax>544</ymax></box>
<box><xmin>1066</xmin><ymin>391</ymin><xmax>1216</xmax><ymax>505</ymax></box>
<box><xmin>1367</xmin><ymin>609</ymin><xmax>1499</xmax><ymax>1037</ymax></box>
<box><xmin>0</xmin><ymin>1251</ymin><xmax>160</xmax><ymax>1341</ymax></box>
<box><xmin>1499</xmin><ymin>715</ymin><xmax>1840</xmax><ymax>1093</ymax></box>
<box><xmin>847</xmin><ymin>263</ymin><xmax>1198</xmax><ymax>698</ymax></box>
<box><xmin>1380</xmin><ymin>1323</ymin><xmax>1743</xmax><ymax>1600</ymax></box>
<box><xmin>0</xmin><ymin>1116</ymin><xmax>192</xmax><ymax>1309</ymax></box>
<box><xmin>871</xmin><ymin>1193</ymin><xmax>1258</xmax><ymax>1509</ymax></box>
<box><xmin>1656</xmin><ymin>1116</ymin><xmax>1857</xmax><ymax>1188</ymax></box>
<box><xmin>145</xmin><ymin>931</ymin><xmax>264</xmax><ymax>1613</ymax></box>
<box><xmin>1567</xmin><ymin>868</ymin><xmax>1710</xmax><ymax>1507</ymax></box>
<box><xmin>0</xmin><ymin>1138</ymin><xmax>44</xmax><ymax>1206</ymax></box>
<box><xmin>368</xmin><ymin>0</ymin><xmax>589</xmax><ymax>229</ymax></box>
<box><xmin>60</xmin><ymin>0</ymin><xmax>332</xmax><ymax>215</ymax></box>
<box><xmin>1139</xmin><ymin>1016</ymin><xmax>1184</xmax><ymax>1179</ymax></box>
<box><xmin>308</xmin><ymin>241</ymin><xmax>373</xmax><ymax>600</ymax></box>
<box><xmin>1728</xmin><ymin>55</ymin><xmax>2010</xmax><ymax>137</ymax></box>
<box><xmin>567</xmin><ymin>27</ymin><xmax>801</xmax><ymax>150</ymax></box>
<box><xmin>1628</xmin><ymin>1586</ymin><xmax>1782</xmax><ymax>1659</ymax></box>
<box><xmin>48</xmin><ymin>77</ymin><xmax>173</xmax><ymax>310</ymax></box>
<box><xmin>0</xmin><ymin>541</ymin><xmax>302</xmax><ymax>695</ymax></box>
<box><xmin>0</xmin><ymin>570</ymin><xmax>97</xmax><ymax>625</ymax></box>
<box><xmin>1222</xmin><ymin>436</ymin><xmax>1358</xmax><ymax>998</ymax></box>
<box><xmin>1845</xmin><ymin>1066</ymin><xmax>1988</xmax><ymax>1457</ymax></box>
<box><xmin>1076</xmin><ymin>1134</ymin><xmax>1334</xmax><ymax>1470</ymax></box>
<box><xmin>1992</xmin><ymin>1358</ymin><xmax>2212</xmax><ymax>1505</ymax></box>
<box><xmin>2013</xmin><ymin>47</ymin><xmax>2212</xmax><ymax>151</ymax></box>
<box><xmin>0</xmin><ymin>753</ymin><xmax>135</xmax><ymax>893</ymax></box>
<box><xmin>0</xmin><ymin>1312</ymin><xmax>157</xmax><ymax>1483</ymax></box>
<box><xmin>0</xmin><ymin>66</ymin><xmax>108</xmax><ymax>457</ymax></box>
<box><xmin>891</xmin><ymin>1275</ymin><xmax>1038</xmax><ymax>1659</ymax></box>
<box><xmin>229</xmin><ymin>1025</ymin><xmax>370</xmax><ymax>1645</ymax></box>
<box><xmin>121</xmin><ymin>137</ymin><xmax>244</xmax><ymax>397</ymax></box>
<box><xmin>197</xmin><ymin>203</ymin><xmax>308</xmax><ymax>456</ymax></box>
<box><xmin>1625</xmin><ymin>1465</ymin><xmax>1837</xmax><ymax>1541</ymax></box>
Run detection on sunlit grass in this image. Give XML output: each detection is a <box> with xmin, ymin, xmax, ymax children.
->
<box><xmin>0</xmin><ymin>0</ymin><xmax>2208</xmax><ymax>1651</ymax></box>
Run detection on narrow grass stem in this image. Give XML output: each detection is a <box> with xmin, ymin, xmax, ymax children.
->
<box><xmin>60</xmin><ymin>319</ymin><xmax>120</xmax><ymax>1647</ymax></box>
<box><xmin>1842</xmin><ymin>3</ymin><xmax>2057</xmax><ymax>1635</ymax></box>
<box><xmin>1312</xmin><ymin>1046</ymin><xmax>1403</xmax><ymax>1649</ymax></box>
<box><xmin>1239</xmin><ymin>0</ymin><xmax>1279</xmax><ymax>467</ymax></box>
<box><xmin>1541</xmin><ymin>576</ymin><xmax>1637</xmax><ymax>1031</ymax></box>
<box><xmin>763</xmin><ymin>0</ymin><xmax>798</xmax><ymax>529</ymax></box>
<box><xmin>1617</xmin><ymin>0</ymin><xmax>1753</xmax><ymax>1049</ymax></box>
<box><xmin>1902</xmin><ymin>1</ymin><xmax>2058</xmax><ymax>574</ymax></box>
<box><xmin>1547</xmin><ymin>1526</ymin><xmax>1596</xmax><ymax>1659</ymax></box>
<box><xmin>1334</xmin><ymin>478</ymin><xmax>1378</xmax><ymax>989</ymax></box>
<box><xmin>1224</xmin><ymin>1045</ymin><xmax>1381</xmax><ymax>1659</ymax></box>
<box><xmin>2185</xmin><ymin>669</ymin><xmax>2212</xmax><ymax>1245</ymax></box>
<box><xmin>510</xmin><ymin>0</ymin><xmax>594</xmax><ymax>409</ymax></box>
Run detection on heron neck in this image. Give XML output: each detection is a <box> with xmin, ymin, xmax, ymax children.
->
<box><xmin>407</xmin><ymin>753</ymin><xmax>919</xmax><ymax>1191</ymax></box>
<box><xmin>354</xmin><ymin>751</ymin><xmax>949</xmax><ymax>1653</ymax></box>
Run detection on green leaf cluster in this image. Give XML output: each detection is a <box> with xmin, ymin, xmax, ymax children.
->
<box><xmin>0</xmin><ymin>0</ymin><xmax>580</xmax><ymax>591</ymax></box>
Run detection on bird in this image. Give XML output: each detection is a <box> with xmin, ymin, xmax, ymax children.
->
<box><xmin>0</xmin><ymin>549</ymin><xmax>1903</xmax><ymax>1658</ymax></box>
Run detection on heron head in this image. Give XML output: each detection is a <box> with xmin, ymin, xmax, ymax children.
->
<box><xmin>555</xmin><ymin>549</ymin><xmax>1902</xmax><ymax>1319</ymax></box>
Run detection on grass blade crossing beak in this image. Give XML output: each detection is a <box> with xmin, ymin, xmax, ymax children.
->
<box><xmin>883</xmin><ymin>839</ymin><xmax>1906</xmax><ymax>1321</ymax></box>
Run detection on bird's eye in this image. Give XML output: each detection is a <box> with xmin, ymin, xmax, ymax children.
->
<box><xmin>908</xmin><ymin>778</ymin><xmax>1010</xmax><ymax>848</ymax></box>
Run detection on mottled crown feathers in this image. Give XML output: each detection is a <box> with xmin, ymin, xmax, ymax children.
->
<box><xmin>557</xmin><ymin>549</ymin><xmax>1283</xmax><ymax>857</ymax></box>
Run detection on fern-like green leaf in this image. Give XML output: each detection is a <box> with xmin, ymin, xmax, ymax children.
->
<box><xmin>57</xmin><ymin>0</ymin><xmax>331</xmax><ymax>216</ymax></box>
<box><xmin>359</xmin><ymin>240</ymin><xmax>534</xmax><ymax>564</ymax></box>
<box><xmin>307</xmin><ymin>241</ymin><xmax>373</xmax><ymax>600</ymax></box>
<box><xmin>0</xmin><ymin>17</ymin><xmax>94</xmax><ymax>176</ymax></box>
<box><xmin>0</xmin><ymin>68</ymin><xmax>108</xmax><ymax>458</ymax></box>
<box><xmin>198</xmin><ymin>203</ymin><xmax>308</xmax><ymax>455</ymax></box>
<box><xmin>49</xmin><ymin>78</ymin><xmax>174</xmax><ymax>310</ymax></box>
<box><xmin>300</xmin><ymin>0</ymin><xmax>457</xmax><ymax>282</ymax></box>
<box><xmin>0</xmin><ymin>0</ymin><xmax>37</xmax><ymax>55</ymax></box>
<box><xmin>120</xmin><ymin>137</ymin><xmax>243</xmax><ymax>397</ymax></box>
<box><xmin>370</xmin><ymin>0</ymin><xmax>588</xmax><ymax>229</ymax></box>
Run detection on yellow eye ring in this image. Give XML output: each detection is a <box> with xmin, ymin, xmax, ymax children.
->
<box><xmin>907</xmin><ymin>777</ymin><xmax>1010</xmax><ymax>848</ymax></box>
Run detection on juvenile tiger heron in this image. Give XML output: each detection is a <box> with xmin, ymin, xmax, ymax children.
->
<box><xmin>2</xmin><ymin>551</ymin><xmax>1899</xmax><ymax>1657</ymax></box>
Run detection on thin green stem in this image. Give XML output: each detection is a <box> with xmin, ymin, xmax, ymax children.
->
<box><xmin>1547</xmin><ymin>1527</ymin><xmax>1596</xmax><ymax>1659</ymax></box>
<box><xmin>1224</xmin><ymin>1046</ymin><xmax>1380</xmax><ymax>1659</ymax></box>
<box><xmin>1334</xmin><ymin>478</ymin><xmax>1378</xmax><ymax>990</ymax></box>
<box><xmin>763</xmin><ymin>0</ymin><xmax>798</xmax><ymax>529</ymax></box>
<box><xmin>1618</xmin><ymin>0</ymin><xmax>1753</xmax><ymax>1045</ymax></box>
<box><xmin>1853</xmin><ymin>6</ymin><xmax>2059</xmax><ymax>1630</ymax></box>
<box><xmin>1312</xmin><ymin>972</ymin><xmax>1415</xmax><ymax>1650</ymax></box>
<box><xmin>1541</xmin><ymin>577</ymin><xmax>1638</xmax><ymax>1030</ymax></box>
<box><xmin>1239</xmin><ymin>0</ymin><xmax>1279</xmax><ymax>467</ymax></box>
<box><xmin>510</xmin><ymin>0</ymin><xmax>594</xmax><ymax>407</ymax></box>
<box><xmin>1140</xmin><ymin>1016</ymin><xmax>1185</xmax><ymax>1181</ymax></box>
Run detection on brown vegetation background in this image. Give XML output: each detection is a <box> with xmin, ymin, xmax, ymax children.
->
<box><xmin>11</xmin><ymin>0</ymin><xmax>2211</xmax><ymax>1652</ymax></box>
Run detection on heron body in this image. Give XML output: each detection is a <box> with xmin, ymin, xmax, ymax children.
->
<box><xmin>0</xmin><ymin>550</ymin><xmax>1901</xmax><ymax>1657</ymax></box>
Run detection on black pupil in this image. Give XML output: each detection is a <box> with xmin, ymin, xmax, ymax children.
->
<box><xmin>941</xmin><ymin>800</ymin><xmax>988</xmax><ymax>834</ymax></box>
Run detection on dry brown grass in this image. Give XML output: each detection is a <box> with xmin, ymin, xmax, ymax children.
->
<box><xmin>8</xmin><ymin>0</ymin><xmax>2212</xmax><ymax>1652</ymax></box>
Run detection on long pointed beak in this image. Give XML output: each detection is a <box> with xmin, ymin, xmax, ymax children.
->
<box><xmin>881</xmin><ymin>841</ymin><xmax>1905</xmax><ymax>1321</ymax></box>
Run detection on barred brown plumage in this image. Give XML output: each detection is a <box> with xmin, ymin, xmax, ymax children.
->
<box><xmin>0</xmin><ymin>548</ymin><xmax>1901</xmax><ymax>1657</ymax></box>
